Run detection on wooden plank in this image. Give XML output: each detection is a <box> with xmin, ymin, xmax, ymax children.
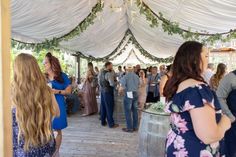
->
<box><xmin>0</xmin><ymin>0</ymin><xmax>12</xmax><ymax>156</ymax></box>
<box><xmin>60</xmin><ymin>113</ymin><xmax>138</xmax><ymax>157</ymax></box>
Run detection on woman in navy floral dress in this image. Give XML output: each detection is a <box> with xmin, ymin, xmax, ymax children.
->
<box><xmin>163</xmin><ymin>41</ymin><xmax>231</xmax><ymax>157</ymax></box>
<box><xmin>12</xmin><ymin>54</ymin><xmax>60</xmax><ymax>157</ymax></box>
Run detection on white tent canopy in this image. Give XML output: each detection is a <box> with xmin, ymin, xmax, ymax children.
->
<box><xmin>11</xmin><ymin>0</ymin><xmax>236</xmax><ymax>58</ymax></box>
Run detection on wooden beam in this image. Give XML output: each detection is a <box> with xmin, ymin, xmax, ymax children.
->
<box><xmin>0</xmin><ymin>0</ymin><xmax>12</xmax><ymax>156</ymax></box>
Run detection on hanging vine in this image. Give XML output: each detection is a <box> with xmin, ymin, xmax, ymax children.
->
<box><xmin>136</xmin><ymin>0</ymin><xmax>236</xmax><ymax>44</ymax></box>
<box><xmin>11</xmin><ymin>0</ymin><xmax>104</xmax><ymax>52</ymax></box>
<box><xmin>73</xmin><ymin>29</ymin><xmax>174</xmax><ymax>63</ymax></box>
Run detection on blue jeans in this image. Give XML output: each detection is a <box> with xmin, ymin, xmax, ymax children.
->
<box><xmin>123</xmin><ymin>91</ymin><xmax>138</xmax><ymax>130</ymax></box>
<box><xmin>100</xmin><ymin>89</ymin><xmax>115</xmax><ymax>127</ymax></box>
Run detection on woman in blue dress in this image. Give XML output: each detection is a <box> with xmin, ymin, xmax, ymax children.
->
<box><xmin>12</xmin><ymin>53</ymin><xmax>60</xmax><ymax>156</ymax></box>
<box><xmin>44</xmin><ymin>52</ymin><xmax>71</xmax><ymax>154</ymax></box>
<box><xmin>163</xmin><ymin>41</ymin><xmax>231</xmax><ymax>157</ymax></box>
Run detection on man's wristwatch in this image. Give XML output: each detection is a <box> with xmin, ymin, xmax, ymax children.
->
<box><xmin>59</xmin><ymin>90</ymin><xmax>62</xmax><ymax>94</ymax></box>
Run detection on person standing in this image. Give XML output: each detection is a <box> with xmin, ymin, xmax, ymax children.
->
<box><xmin>116</xmin><ymin>65</ymin><xmax>124</xmax><ymax>81</ymax></box>
<box><xmin>119</xmin><ymin>65</ymin><xmax>140</xmax><ymax>132</ymax></box>
<box><xmin>210</xmin><ymin>63</ymin><xmax>227</xmax><ymax>92</ymax></box>
<box><xmin>135</xmin><ymin>64</ymin><xmax>141</xmax><ymax>76</ymax></box>
<box><xmin>164</xmin><ymin>41</ymin><xmax>231</xmax><ymax>157</ymax></box>
<box><xmin>217</xmin><ymin>69</ymin><xmax>236</xmax><ymax>157</ymax></box>
<box><xmin>147</xmin><ymin>66</ymin><xmax>152</xmax><ymax>76</ymax></box>
<box><xmin>159</xmin><ymin>64</ymin><xmax>173</xmax><ymax>97</ymax></box>
<box><xmin>123</xmin><ymin>66</ymin><xmax>126</xmax><ymax>73</ymax></box>
<box><xmin>12</xmin><ymin>53</ymin><xmax>60</xmax><ymax>157</ymax></box>
<box><xmin>95</xmin><ymin>66</ymin><xmax>100</xmax><ymax>75</ymax></box>
<box><xmin>146</xmin><ymin>66</ymin><xmax>160</xmax><ymax>102</ymax></box>
<box><xmin>44</xmin><ymin>52</ymin><xmax>72</xmax><ymax>154</ymax></box>
<box><xmin>66</xmin><ymin>77</ymin><xmax>80</xmax><ymax>114</ymax></box>
<box><xmin>82</xmin><ymin>62</ymin><xmax>98</xmax><ymax>116</ymax></box>
<box><xmin>138</xmin><ymin>69</ymin><xmax>148</xmax><ymax>111</ymax></box>
<box><xmin>99</xmin><ymin>62</ymin><xmax>119</xmax><ymax>128</ymax></box>
<box><xmin>203</xmin><ymin>63</ymin><xmax>215</xmax><ymax>84</ymax></box>
<box><xmin>159</xmin><ymin>65</ymin><xmax>166</xmax><ymax>78</ymax></box>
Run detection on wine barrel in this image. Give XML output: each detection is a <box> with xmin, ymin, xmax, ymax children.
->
<box><xmin>113</xmin><ymin>90</ymin><xmax>126</xmax><ymax>125</ymax></box>
<box><xmin>138</xmin><ymin>110</ymin><xmax>170</xmax><ymax>157</ymax></box>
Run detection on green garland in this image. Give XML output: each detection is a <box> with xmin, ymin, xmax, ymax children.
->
<box><xmin>73</xmin><ymin>30</ymin><xmax>131</xmax><ymax>62</ymax></box>
<box><xmin>11</xmin><ymin>0</ymin><xmax>104</xmax><ymax>52</ymax></box>
<box><xmin>74</xmin><ymin>29</ymin><xmax>173</xmax><ymax>63</ymax></box>
<box><xmin>136</xmin><ymin>0</ymin><xmax>236</xmax><ymax>44</ymax></box>
<box><xmin>72</xmin><ymin>30</ymin><xmax>132</xmax><ymax>62</ymax></box>
<box><xmin>118</xmin><ymin>50</ymin><xmax>133</xmax><ymax>65</ymax></box>
<box><xmin>109</xmin><ymin>40</ymin><xmax>132</xmax><ymax>61</ymax></box>
<box><xmin>132</xmin><ymin>50</ymin><xmax>146</xmax><ymax>64</ymax></box>
<box><xmin>101</xmin><ymin>30</ymin><xmax>132</xmax><ymax>61</ymax></box>
<box><xmin>129</xmin><ymin>30</ymin><xmax>174</xmax><ymax>63</ymax></box>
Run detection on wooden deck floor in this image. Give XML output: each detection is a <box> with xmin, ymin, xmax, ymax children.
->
<box><xmin>60</xmin><ymin>113</ymin><xmax>138</xmax><ymax>157</ymax></box>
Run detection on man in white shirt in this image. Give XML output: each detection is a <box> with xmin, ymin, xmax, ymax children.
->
<box><xmin>203</xmin><ymin>63</ymin><xmax>214</xmax><ymax>84</ymax></box>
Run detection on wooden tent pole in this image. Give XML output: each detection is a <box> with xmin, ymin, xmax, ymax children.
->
<box><xmin>0</xmin><ymin>0</ymin><xmax>12</xmax><ymax>156</ymax></box>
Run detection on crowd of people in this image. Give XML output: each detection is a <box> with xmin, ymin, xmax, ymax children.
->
<box><xmin>11</xmin><ymin>41</ymin><xmax>236</xmax><ymax>157</ymax></box>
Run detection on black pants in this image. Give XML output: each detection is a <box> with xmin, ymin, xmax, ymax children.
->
<box><xmin>225</xmin><ymin>122</ymin><xmax>236</xmax><ymax>157</ymax></box>
<box><xmin>146</xmin><ymin>92</ymin><xmax>160</xmax><ymax>103</ymax></box>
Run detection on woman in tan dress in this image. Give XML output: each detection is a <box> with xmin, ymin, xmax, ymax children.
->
<box><xmin>82</xmin><ymin>62</ymin><xmax>98</xmax><ymax>116</ymax></box>
<box><xmin>209</xmin><ymin>63</ymin><xmax>227</xmax><ymax>92</ymax></box>
<box><xmin>138</xmin><ymin>69</ymin><xmax>148</xmax><ymax>110</ymax></box>
<box><xmin>138</xmin><ymin>69</ymin><xmax>148</xmax><ymax>122</ymax></box>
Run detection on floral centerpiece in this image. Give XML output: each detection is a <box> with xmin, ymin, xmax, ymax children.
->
<box><xmin>145</xmin><ymin>101</ymin><xmax>169</xmax><ymax>115</ymax></box>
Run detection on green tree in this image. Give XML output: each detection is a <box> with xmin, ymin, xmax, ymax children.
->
<box><xmin>11</xmin><ymin>49</ymin><xmax>76</xmax><ymax>77</ymax></box>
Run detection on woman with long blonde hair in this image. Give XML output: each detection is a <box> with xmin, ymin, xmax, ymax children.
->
<box><xmin>12</xmin><ymin>53</ymin><xmax>60</xmax><ymax>157</ymax></box>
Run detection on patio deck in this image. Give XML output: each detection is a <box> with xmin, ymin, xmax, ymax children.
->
<box><xmin>60</xmin><ymin>113</ymin><xmax>138</xmax><ymax>157</ymax></box>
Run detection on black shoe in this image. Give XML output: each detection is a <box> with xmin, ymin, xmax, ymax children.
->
<box><xmin>101</xmin><ymin>122</ymin><xmax>107</xmax><ymax>126</ymax></box>
<box><xmin>133</xmin><ymin>128</ymin><xmax>138</xmax><ymax>132</ymax></box>
<box><xmin>122</xmin><ymin>128</ymin><xmax>133</xmax><ymax>133</ymax></box>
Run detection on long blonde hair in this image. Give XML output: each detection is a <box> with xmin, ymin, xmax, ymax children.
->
<box><xmin>11</xmin><ymin>53</ymin><xmax>55</xmax><ymax>151</ymax></box>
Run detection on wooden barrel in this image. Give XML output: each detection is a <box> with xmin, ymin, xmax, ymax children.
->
<box><xmin>138</xmin><ymin>110</ymin><xmax>170</xmax><ymax>157</ymax></box>
<box><xmin>113</xmin><ymin>90</ymin><xmax>126</xmax><ymax>125</ymax></box>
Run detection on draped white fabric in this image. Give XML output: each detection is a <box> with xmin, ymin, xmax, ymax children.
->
<box><xmin>11</xmin><ymin>0</ymin><xmax>236</xmax><ymax>58</ymax></box>
<box><xmin>11</xmin><ymin>0</ymin><xmax>97</xmax><ymax>42</ymax></box>
<box><xmin>60</xmin><ymin>0</ymin><xmax>128</xmax><ymax>57</ymax></box>
<box><xmin>144</xmin><ymin>0</ymin><xmax>236</xmax><ymax>33</ymax></box>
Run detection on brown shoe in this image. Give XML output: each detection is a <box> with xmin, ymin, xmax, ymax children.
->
<box><xmin>122</xmin><ymin>128</ymin><xmax>133</xmax><ymax>133</ymax></box>
<box><xmin>111</xmin><ymin>124</ymin><xmax>119</xmax><ymax>128</ymax></box>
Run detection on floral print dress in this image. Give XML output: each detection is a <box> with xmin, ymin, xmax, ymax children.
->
<box><xmin>12</xmin><ymin>108</ymin><xmax>56</xmax><ymax>157</ymax></box>
<box><xmin>165</xmin><ymin>84</ymin><xmax>225</xmax><ymax>157</ymax></box>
